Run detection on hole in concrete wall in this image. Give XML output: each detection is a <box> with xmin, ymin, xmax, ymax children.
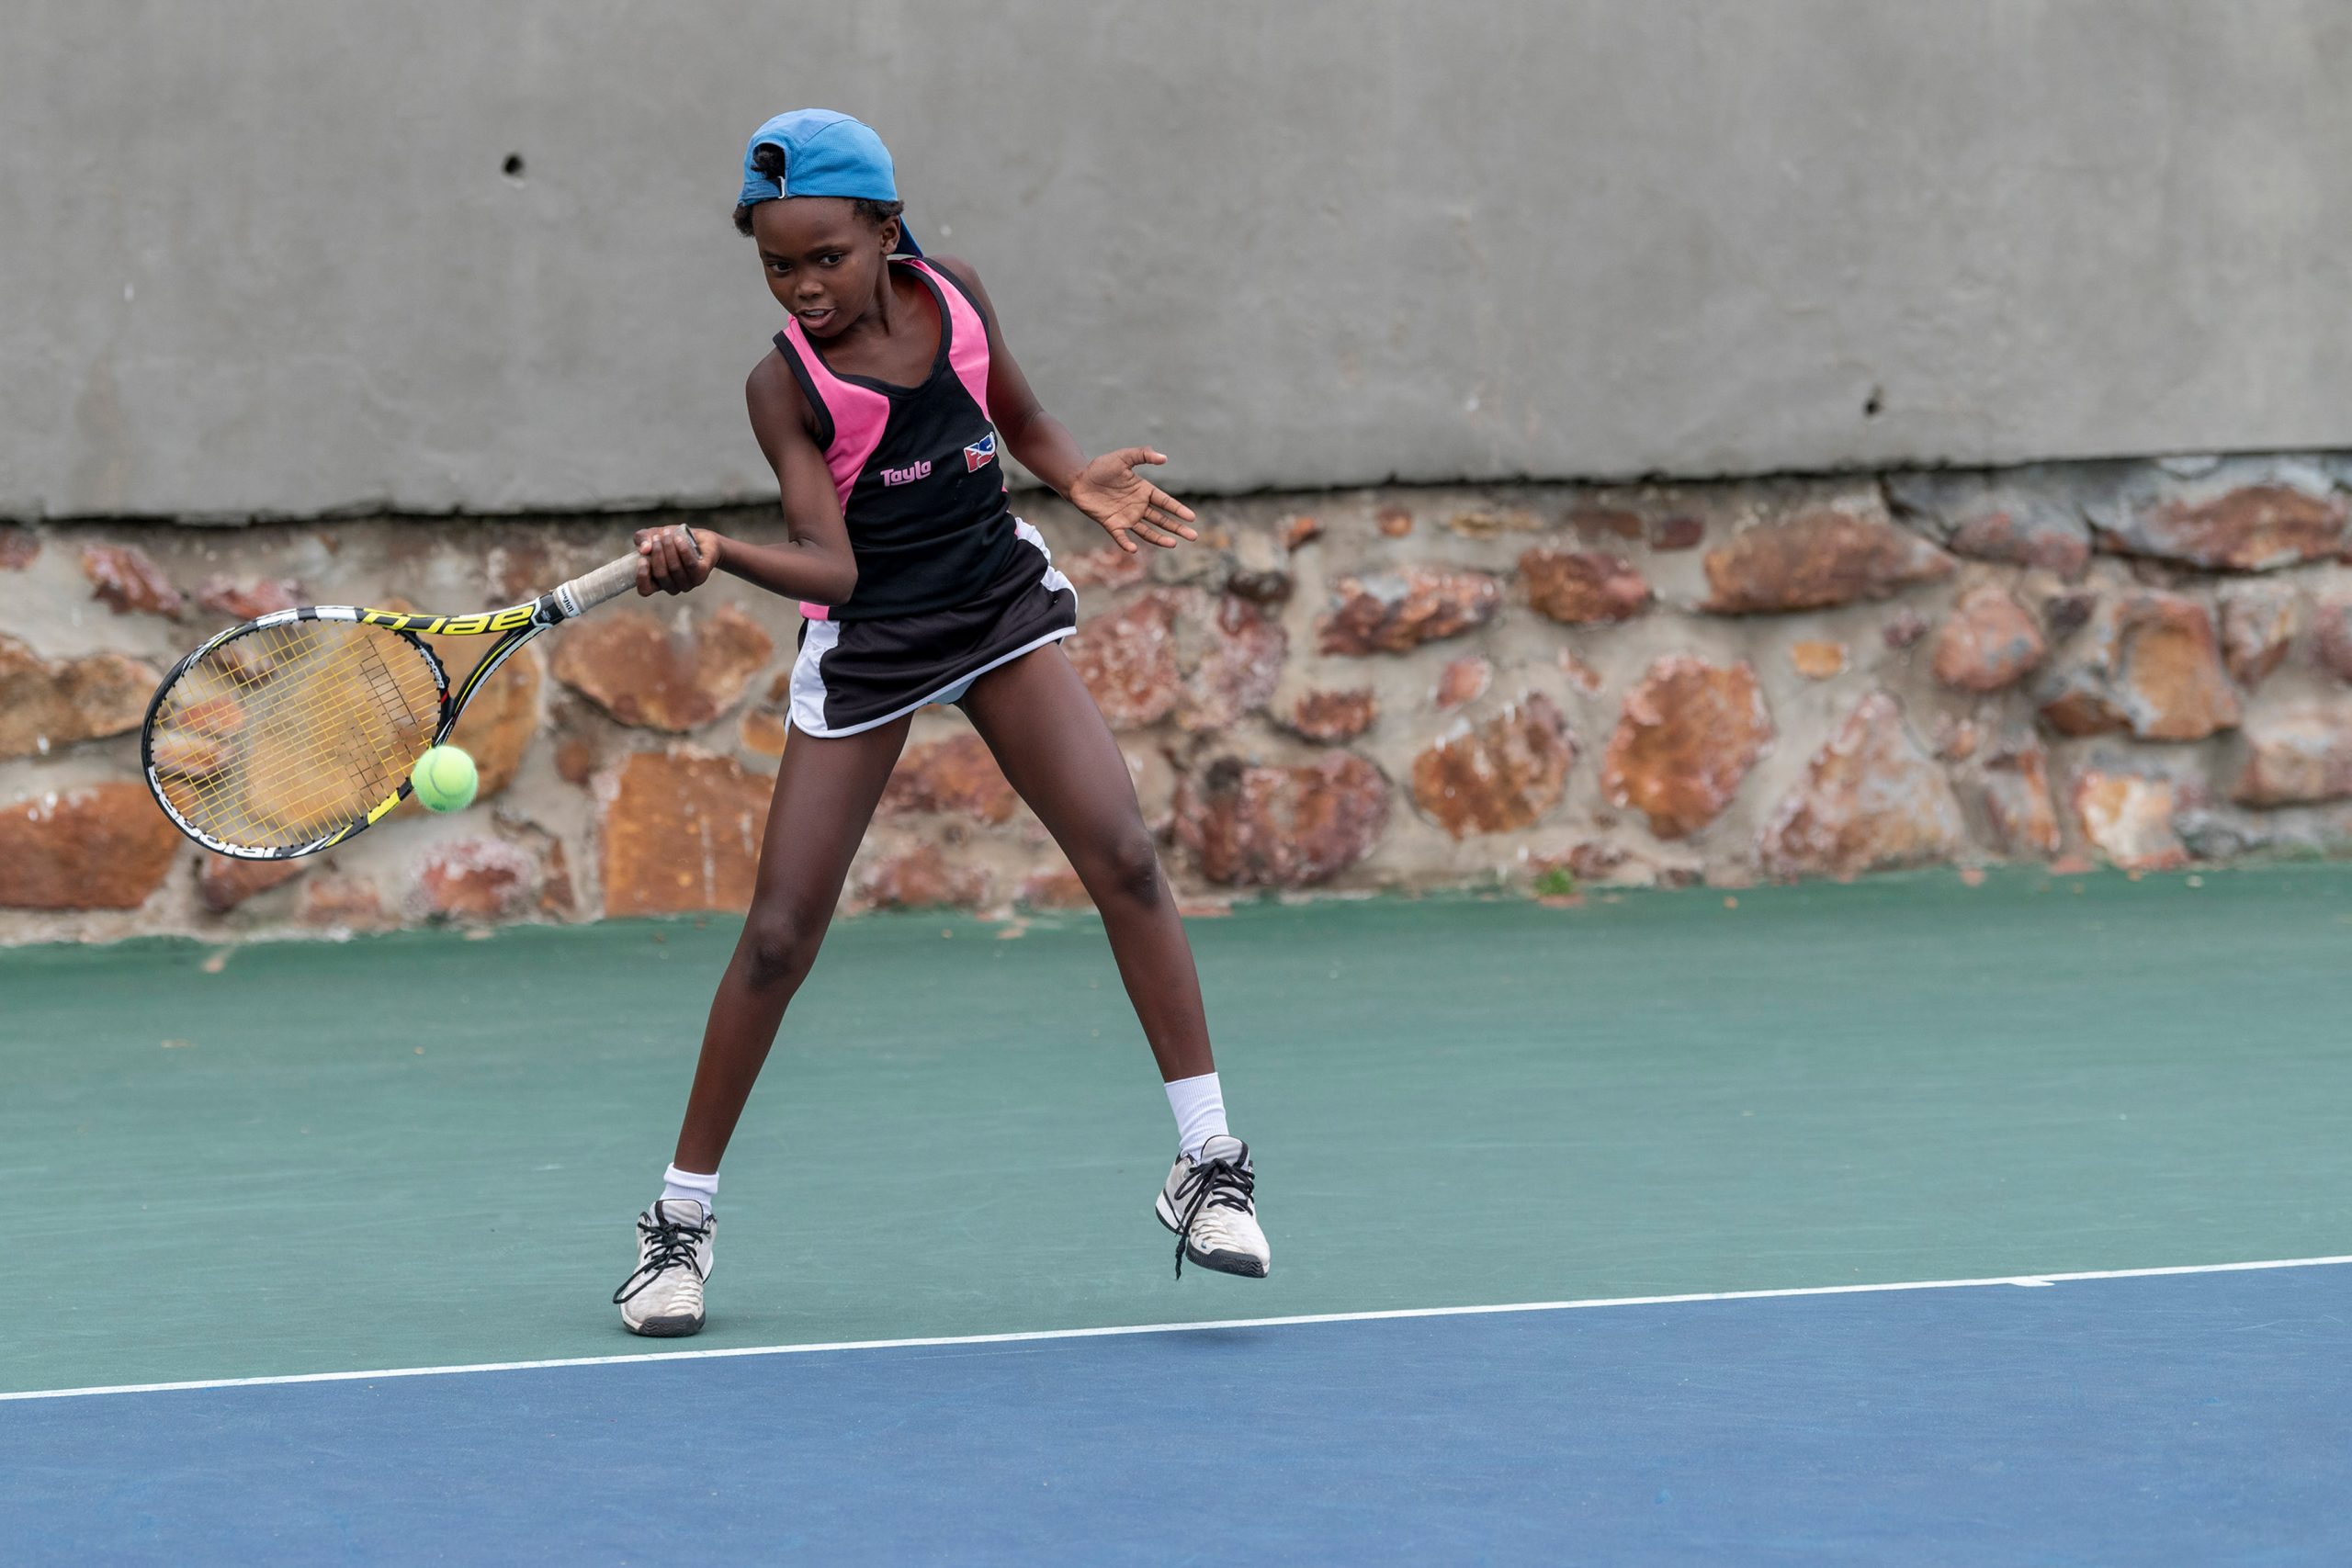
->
<box><xmin>1862</xmin><ymin>386</ymin><xmax>1884</xmax><ymax>419</ymax></box>
<box><xmin>503</xmin><ymin>153</ymin><xmax>526</xmax><ymax>180</ymax></box>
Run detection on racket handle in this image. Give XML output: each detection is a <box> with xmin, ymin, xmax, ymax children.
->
<box><xmin>549</xmin><ymin>527</ymin><xmax>703</xmax><ymax>620</ymax></box>
<box><xmin>552</xmin><ymin>553</ymin><xmax>642</xmax><ymax>619</ymax></box>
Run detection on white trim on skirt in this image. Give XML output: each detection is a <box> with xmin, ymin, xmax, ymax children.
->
<box><xmin>786</xmin><ymin>519</ymin><xmax>1079</xmax><ymax>739</ymax></box>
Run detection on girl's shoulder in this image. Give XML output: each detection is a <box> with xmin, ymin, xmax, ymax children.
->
<box><xmin>917</xmin><ymin>254</ymin><xmax>993</xmax><ymax>323</ymax></box>
<box><xmin>745</xmin><ymin>344</ymin><xmax>819</xmax><ymax>443</ymax></box>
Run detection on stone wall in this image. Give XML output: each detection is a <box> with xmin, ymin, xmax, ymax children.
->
<box><xmin>9</xmin><ymin>452</ymin><xmax>2352</xmax><ymax>944</ymax></box>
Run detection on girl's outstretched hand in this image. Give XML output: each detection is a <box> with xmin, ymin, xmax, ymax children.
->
<box><xmin>1068</xmin><ymin>448</ymin><xmax>1199</xmax><ymax>554</ymax></box>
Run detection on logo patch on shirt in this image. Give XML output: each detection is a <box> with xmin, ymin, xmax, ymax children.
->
<box><xmin>964</xmin><ymin>434</ymin><xmax>997</xmax><ymax>472</ymax></box>
<box><xmin>880</xmin><ymin>459</ymin><xmax>933</xmax><ymax>487</ymax></box>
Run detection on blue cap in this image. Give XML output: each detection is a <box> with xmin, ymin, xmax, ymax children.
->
<box><xmin>738</xmin><ymin>109</ymin><xmax>920</xmax><ymax>256</ymax></box>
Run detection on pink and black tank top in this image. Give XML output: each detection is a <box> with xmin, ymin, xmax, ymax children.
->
<box><xmin>771</xmin><ymin>258</ymin><xmax>1020</xmax><ymax>622</ymax></box>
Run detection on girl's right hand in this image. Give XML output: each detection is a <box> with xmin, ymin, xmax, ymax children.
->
<box><xmin>635</xmin><ymin>525</ymin><xmax>717</xmax><ymax>595</ymax></box>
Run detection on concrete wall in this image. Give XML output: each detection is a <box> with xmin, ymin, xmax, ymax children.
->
<box><xmin>6</xmin><ymin>2</ymin><xmax>2351</xmax><ymax>522</ymax></box>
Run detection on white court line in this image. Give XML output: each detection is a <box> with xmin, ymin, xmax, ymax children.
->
<box><xmin>9</xmin><ymin>1252</ymin><xmax>2347</xmax><ymax>1404</ymax></box>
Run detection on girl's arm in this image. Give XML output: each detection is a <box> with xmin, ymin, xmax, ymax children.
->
<box><xmin>929</xmin><ymin>255</ymin><xmax>1199</xmax><ymax>557</ymax></box>
<box><xmin>636</xmin><ymin>356</ymin><xmax>859</xmax><ymax>601</ymax></box>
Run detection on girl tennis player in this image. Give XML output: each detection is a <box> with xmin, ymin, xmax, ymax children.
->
<box><xmin>610</xmin><ymin>109</ymin><xmax>1269</xmax><ymax>1336</ymax></box>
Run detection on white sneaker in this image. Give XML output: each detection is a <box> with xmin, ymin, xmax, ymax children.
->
<box><xmin>613</xmin><ymin>1199</ymin><xmax>716</xmax><ymax>1337</ymax></box>
<box><xmin>1154</xmin><ymin>1134</ymin><xmax>1271</xmax><ymax>1278</ymax></box>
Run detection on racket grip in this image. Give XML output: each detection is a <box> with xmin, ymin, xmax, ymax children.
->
<box><xmin>553</xmin><ymin>554</ymin><xmax>643</xmax><ymax>618</ymax></box>
<box><xmin>549</xmin><ymin>527</ymin><xmax>704</xmax><ymax>620</ymax></box>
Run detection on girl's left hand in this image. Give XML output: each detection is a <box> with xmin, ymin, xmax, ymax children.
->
<box><xmin>1068</xmin><ymin>448</ymin><xmax>1199</xmax><ymax>554</ymax></box>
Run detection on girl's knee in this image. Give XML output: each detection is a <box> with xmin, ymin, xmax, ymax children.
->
<box><xmin>740</xmin><ymin>899</ymin><xmax>829</xmax><ymax>990</ymax></box>
<box><xmin>1082</xmin><ymin>832</ymin><xmax>1165</xmax><ymax>910</ymax></box>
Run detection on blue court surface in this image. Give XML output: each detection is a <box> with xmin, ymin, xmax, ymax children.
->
<box><xmin>6</xmin><ymin>1260</ymin><xmax>2349</xmax><ymax>1564</ymax></box>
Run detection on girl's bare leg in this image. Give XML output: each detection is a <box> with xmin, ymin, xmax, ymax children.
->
<box><xmin>958</xmin><ymin>644</ymin><xmax>1214</xmax><ymax>1082</ymax></box>
<box><xmin>670</xmin><ymin>714</ymin><xmax>913</xmax><ymax>1171</ymax></box>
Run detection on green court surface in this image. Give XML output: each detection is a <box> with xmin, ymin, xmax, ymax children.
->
<box><xmin>6</xmin><ymin>865</ymin><xmax>2348</xmax><ymax>1397</ymax></box>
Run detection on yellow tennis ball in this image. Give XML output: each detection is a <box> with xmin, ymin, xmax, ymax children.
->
<box><xmin>412</xmin><ymin>745</ymin><xmax>479</xmax><ymax>812</ymax></box>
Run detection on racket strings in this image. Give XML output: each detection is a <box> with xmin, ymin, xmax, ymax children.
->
<box><xmin>150</xmin><ymin>620</ymin><xmax>444</xmax><ymax>851</ymax></box>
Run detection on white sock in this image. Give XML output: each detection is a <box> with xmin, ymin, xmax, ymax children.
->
<box><xmin>1164</xmin><ymin>1072</ymin><xmax>1228</xmax><ymax>1161</ymax></box>
<box><xmin>659</xmin><ymin>1164</ymin><xmax>718</xmax><ymax>1217</ymax></box>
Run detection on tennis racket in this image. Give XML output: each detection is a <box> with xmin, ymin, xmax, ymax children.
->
<box><xmin>141</xmin><ymin>526</ymin><xmax>701</xmax><ymax>860</ymax></box>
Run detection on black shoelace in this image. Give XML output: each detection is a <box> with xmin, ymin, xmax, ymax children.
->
<box><xmin>1170</xmin><ymin>1155</ymin><xmax>1255</xmax><ymax>1278</ymax></box>
<box><xmin>612</xmin><ymin>1211</ymin><xmax>710</xmax><ymax>1305</ymax></box>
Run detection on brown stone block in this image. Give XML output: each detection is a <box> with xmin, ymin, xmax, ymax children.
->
<box><xmin>1060</xmin><ymin>546</ymin><xmax>1148</xmax><ymax>591</ymax></box>
<box><xmin>0</xmin><ymin>526</ymin><xmax>38</xmax><ymax>570</ymax></box>
<box><xmin>2218</xmin><ymin>584</ymin><xmax>2301</xmax><ymax>688</ymax></box>
<box><xmin>1433</xmin><ymin>656</ymin><xmax>1491</xmax><ymax>711</ymax></box>
<box><xmin>1016</xmin><ymin>864</ymin><xmax>1094</xmax><ymax>910</ymax></box>
<box><xmin>1883</xmin><ymin>607</ymin><xmax>1930</xmax><ymax>649</ymax></box>
<box><xmin>414</xmin><ymin>837</ymin><xmax>537</xmax><ymax>920</ymax></box>
<box><xmin>2112</xmin><ymin>597</ymin><xmax>2239</xmax><ymax>740</ymax></box>
<box><xmin>1520</xmin><ymin>548</ymin><xmax>1651</xmax><ymax>625</ymax></box>
<box><xmin>0</xmin><ymin>636</ymin><xmax>159</xmax><ymax>759</ymax></box>
<box><xmin>555</xmin><ymin>734</ymin><xmax>602</xmax><ymax>786</ymax></box>
<box><xmin>2071</xmin><ymin>771</ymin><xmax>2187</xmax><ymax>871</ymax></box>
<box><xmin>1448</xmin><ymin>508</ymin><xmax>1541</xmax><ymax>538</ymax></box>
<box><xmin>196</xmin><ymin>577</ymin><xmax>303</xmax><ymax>621</ymax></box>
<box><xmin>552</xmin><ymin>603</ymin><xmax>775</xmax><ymax>732</ymax></box>
<box><xmin>300</xmin><ymin>874</ymin><xmax>388</xmax><ymax>930</ymax></box>
<box><xmin>1375</xmin><ymin>505</ymin><xmax>1414</xmax><ymax>537</ymax></box>
<box><xmin>1178</xmin><ymin>596</ymin><xmax>1286</xmax><ymax>733</ymax></box>
<box><xmin>1601</xmin><ymin>658</ymin><xmax>1772</xmax><ymax>840</ymax></box>
<box><xmin>1282</xmin><ymin>687</ymin><xmax>1377</xmax><ymax>744</ymax></box>
<box><xmin>1886</xmin><ymin>470</ymin><xmax>2096</xmax><ymax>579</ymax></box>
<box><xmin>1700</xmin><ymin>508</ymin><xmax>1954</xmax><ymax>615</ymax></box>
<box><xmin>1174</xmin><ymin>753</ymin><xmax>1390</xmax><ymax>886</ymax></box>
<box><xmin>1981</xmin><ymin>744</ymin><xmax>2061</xmax><ymax>857</ymax></box>
<box><xmin>2313</xmin><ymin>600</ymin><xmax>2352</xmax><ymax>683</ymax></box>
<box><xmin>599</xmin><ymin>751</ymin><xmax>775</xmax><ymax>917</ymax></box>
<box><xmin>739</xmin><ymin>708</ymin><xmax>789</xmax><ymax>758</ymax></box>
<box><xmin>1758</xmin><ymin>693</ymin><xmax>1964</xmax><ymax>879</ymax></box>
<box><xmin>0</xmin><ymin>783</ymin><xmax>182</xmax><ymax>909</ymax></box>
<box><xmin>2037</xmin><ymin>592</ymin><xmax>2238</xmax><ymax>741</ymax></box>
<box><xmin>1283</xmin><ymin>515</ymin><xmax>1324</xmax><ymax>551</ymax></box>
<box><xmin>81</xmin><ymin>543</ymin><xmax>184</xmax><ymax>616</ymax></box>
<box><xmin>1949</xmin><ymin>507</ymin><xmax>2092</xmax><ymax>579</ymax></box>
<box><xmin>1567</xmin><ymin>506</ymin><xmax>1644</xmax><ymax>543</ymax></box>
<box><xmin>881</xmin><ymin>733</ymin><xmax>1019</xmax><ymax>824</ymax></box>
<box><xmin>2233</xmin><ymin>707</ymin><xmax>2352</xmax><ymax>807</ymax></box>
<box><xmin>198</xmin><ymin>853</ymin><xmax>304</xmax><ymax>913</ymax></box>
<box><xmin>1650</xmin><ymin>515</ymin><xmax>1705</xmax><ymax>551</ymax></box>
<box><xmin>2041</xmin><ymin>592</ymin><xmax>2098</xmax><ymax>641</ymax></box>
<box><xmin>1317</xmin><ymin>567</ymin><xmax>1502</xmax><ymax>654</ymax></box>
<box><xmin>2096</xmin><ymin>481</ymin><xmax>2346</xmax><ymax>571</ymax></box>
<box><xmin>1931</xmin><ymin>586</ymin><xmax>2047</xmax><ymax>694</ymax></box>
<box><xmin>537</xmin><ymin>839</ymin><xmax>578</xmax><ymax>917</ymax></box>
<box><xmin>1789</xmin><ymin>641</ymin><xmax>1847</xmax><ymax>681</ymax></box>
<box><xmin>1066</xmin><ymin>591</ymin><xmax>1181</xmax><ymax>728</ymax></box>
<box><xmin>854</xmin><ymin>843</ymin><xmax>989</xmax><ymax>910</ymax></box>
<box><xmin>1411</xmin><ymin>695</ymin><xmax>1576</xmax><ymax>838</ymax></box>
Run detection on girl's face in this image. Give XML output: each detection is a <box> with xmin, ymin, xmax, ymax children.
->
<box><xmin>751</xmin><ymin>197</ymin><xmax>900</xmax><ymax>340</ymax></box>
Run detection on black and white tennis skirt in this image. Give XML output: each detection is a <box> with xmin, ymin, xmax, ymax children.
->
<box><xmin>788</xmin><ymin>519</ymin><xmax>1080</xmax><ymax>738</ymax></box>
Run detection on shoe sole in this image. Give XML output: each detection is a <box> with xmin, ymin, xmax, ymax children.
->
<box><xmin>622</xmin><ymin>1313</ymin><xmax>706</xmax><ymax>1337</ymax></box>
<box><xmin>1155</xmin><ymin>1206</ymin><xmax>1270</xmax><ymax>1278</ymax></box>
